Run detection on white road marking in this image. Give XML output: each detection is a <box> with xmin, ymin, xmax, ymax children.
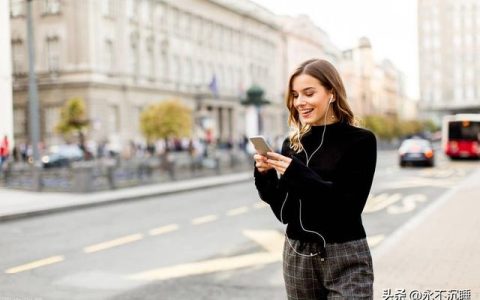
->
<box><xmin>226</xmin><ymin>206</ymin><xmax>249</xmax><ymax>216</ymax></box>
<box><xmin>5</xmin><ymin>255</ymin><xmax>65</xmax><ymax>274</ymax></box>
<box><xmin>367</xmin><ymin>234</ymin><xmax>385</xmax><ymax>248</ymax></box>
<box><xmin>191</xmin><ymin>214</ymin><xmax>218</xmax><ymax>225</ymax></box>
<box><xmin>149</xmin><ymin>224</ymin><xmax>179</xmax><ymax>236</ymax></box>
<box><xmin>84</xmin><ymin>234</ymin><xmax>144</xmax><ymax>253</ymax></box>
<box><xmin>253</xmin><ymin>202</ymin><xmax>268</xmax><ymax>209</ymax></box>
<box><xmin>129</xmin><ymin>230</ymin><xmax>284</xmax><ymax>281</ymax></box>
<box><xmin>387</xmin><ymin>194</ymin><xmax>427</xmax><ymax>214</ymax></box>
<box><xmin>129</xmin><ymin>252</ymin><xmax>280</xmax><ymax>281</ymax></box>
<box><xmin>364</xmin><ymin>193</ymin><xmax>403</xmax><ymax>213</ymax></box>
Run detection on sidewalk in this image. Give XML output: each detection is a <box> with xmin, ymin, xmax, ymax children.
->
<box><xmin>372</xmin><ymin>167</ymin><xmax>480</xmax><ymax>299</ymax></box>
<box><xmin>0</xmin><ymin>171</ymin><xmax>252</xmax><ymax>222</ymax></box>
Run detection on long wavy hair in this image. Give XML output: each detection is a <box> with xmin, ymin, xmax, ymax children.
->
<box><xmin>286</xmin><ymin>59</ymin><xmax>357</xmax><ymax>152</ymax></box>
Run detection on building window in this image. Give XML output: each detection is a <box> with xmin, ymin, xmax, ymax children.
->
<box><xmin>160</xmin><ymin>49</ymin><xmax>169</xmax><ymax>81</ymax></box>
<box><xmin>130</xmin><ymin>33</ymin><xmax>139</xmax><ymax>77</ymax></box>
<box><xmin>142</xmin><ymin>0</ymin><xmax>152</xmax><ymax>26</ymax></box>
<box><xmin>104</xmin><ymin>39</ymin><xmax>114</xmax><ymax>73</ymax></box>
<box><xmin>14</xmin><ymin>108</ymin><xmax>26</xmax><ymax>136</ymax></box>
<box><xmin>102</xmin><ymin>0</ymin><xmax>115</xmax><ymax>18</ymax></box>
<box><xmin>12</xmin><ymin>40</ymin><xmax>25</xmax><ymax>75</ymax></box>
<box><xmin>126</xmin><ymin>0</ymin><xmax>137</xmax><ymax>21</ymax></box>
<box><xmin>46</xmin><ymin>36</ymin><xmax>60</xmax><ymax>74</ymax></box>
<box><xmin>43</xmin><ymin>0</ymin><xmax>61</xmax><ymax>15</ymax></box>
<box><xmin>10</xmin><ymin>0</ymin><xmax>24</xmax><ymax>17</ymax></box>
<box><xmin>147</xmin><ymin>38</ymin><xmax>154</xmax><ymax>79</ymax></box>
<box><xmin>44</xmin><ymin>107</ymin><xmax>60</xmax><ymax>136</ymax></box>
<box><xmin>108</xmin><ymin>105</ymin><xmax>120</xmax><ymax>133</ymax></box>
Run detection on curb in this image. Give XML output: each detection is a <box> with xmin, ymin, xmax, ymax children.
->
<box><xmin>0</xmin><ymin>171</ymin><xmax>253</xmax><ymax>223</ymax></box>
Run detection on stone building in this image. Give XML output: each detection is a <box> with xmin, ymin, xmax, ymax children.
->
<box><xmin>10</xmin><ymin>0</ymin><xmax>285</xmax><ymax>150</ymax></box>
<box><xmin>418</xmin><ymin>0</ymin><xmax>480</xmax><ymax>121</ymax></box>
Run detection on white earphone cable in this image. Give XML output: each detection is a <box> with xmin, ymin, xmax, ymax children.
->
<box><xmin>282</xmin><ymin>98</ymin><xmax>332</xmax><ymax>258</ymax></box>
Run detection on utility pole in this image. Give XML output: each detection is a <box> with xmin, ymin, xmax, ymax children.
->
<box><xmin>26</xmin><ymin>0</ymin><xmax>42</xmax><ymax>190</ymax></box>
<box><xmin>27</xmin><ymin>0</ymin><xmax>41</xmax><ymax>166</ymax></box>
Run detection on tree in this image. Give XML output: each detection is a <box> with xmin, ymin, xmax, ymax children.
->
<box><xmin>140</xmin><ymin>99</ymin><xmax>192</xmax><ymax>149</ymax></box>
<box><xmin>56</xmin><ymin>97</ymin><xmax>90</xmax><ymax>155</ymax></box>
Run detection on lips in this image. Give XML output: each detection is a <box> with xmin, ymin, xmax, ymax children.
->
<box><xmin>299</xmin><ymin>108</ymin><xmax>314</xmax><ymax>118</ymax></box>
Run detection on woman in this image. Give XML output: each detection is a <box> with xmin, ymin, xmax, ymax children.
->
<box><xmin>253</xmin><ymin>59</ymin><xmax>376</xmax><ymax>299</ymax></box>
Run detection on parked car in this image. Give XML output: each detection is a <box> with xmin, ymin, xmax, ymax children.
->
<box><xmin>398</xmin><ymin>138</ymin><xmax>435</xmax><ymax>167</ymax></box>
<box><xmin>42</xmin><ymin>144</ymin><xmax>84</xmax><ymax>168</ymax></box>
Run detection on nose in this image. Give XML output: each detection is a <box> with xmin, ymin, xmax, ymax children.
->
<box><xmin>294</xmin><ymin>95</ymin><xmax>306</xmax><ymax>107</ymax></box>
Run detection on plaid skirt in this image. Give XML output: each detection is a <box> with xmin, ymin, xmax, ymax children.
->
<box><xmin>283</xmin><ymin>237</ymin><xmax>374</xmax><ymax>300</ymax></box>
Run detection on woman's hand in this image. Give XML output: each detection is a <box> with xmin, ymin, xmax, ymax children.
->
<box><xmin>253</xmin><ymin>154</ymin><xmax>273</xmax><ymax>173</ymax></box>
<box><xmin>265</xmin><ymin>152</ymin><xmax>292</xmax><ymax>175</ymax></box>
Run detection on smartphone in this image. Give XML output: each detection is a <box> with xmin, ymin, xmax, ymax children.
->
<box><xmin>249</xmin><ymin>136</ymin><xmax>272</xmax><ymax>156</ymax></box>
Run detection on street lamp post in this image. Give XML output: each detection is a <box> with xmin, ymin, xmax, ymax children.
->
<box><xmin>26</xmin><ymin>0</ymin><xmax>42</xmax><ymax>189</ymax></box>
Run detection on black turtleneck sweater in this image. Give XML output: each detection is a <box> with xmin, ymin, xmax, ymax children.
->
<box><xmin>254</xmin><ymin>121</ymin><xmax>377</xmax><ymax>243</ymax></box>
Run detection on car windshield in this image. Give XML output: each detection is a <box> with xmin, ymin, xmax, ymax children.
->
<box><xmin>49</xmin><ymin>145</ymin><xmax>83</xmax><ymax>158</ymax></box>
<box><xmin>401</xmin><ymin>139</ymin><xmax>430</xmax><ymax>149</ymax></box>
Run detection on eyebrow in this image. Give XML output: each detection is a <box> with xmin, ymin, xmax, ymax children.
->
<box><xmin>292</xmin><ymin>87</ymin><xmax>315</xmax><ymax>93</ymax></box>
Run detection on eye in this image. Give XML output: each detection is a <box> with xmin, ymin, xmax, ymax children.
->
<box><xmin>292</xmin><ymin>93</ymin><xmax>298</xmax><ymax>99</ymax></box>
<box><xmin>305</xmin><ymin>93</ymin><xmax>314</xmax><ymax>97</ymax></box>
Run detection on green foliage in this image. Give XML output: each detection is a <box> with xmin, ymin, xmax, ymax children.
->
<box><xmin>140</xmin><ymin>99</ymin><xmax>192</xmax><ymax>143</ymax></box>
<box><xmin>361</xmin><ymin>115</ymin><xmax>436</xmax><ymax>141</ymax></box>
<box><xmin>56</xmin><ymin>97</ymin><xmax>89</xmax><ymax>135</ymax></box>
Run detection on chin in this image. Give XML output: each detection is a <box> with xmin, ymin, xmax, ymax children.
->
<box><xmin>300</xmin><ymin>118</ymin><xmax>320</xmax><ymax>126</ymax></box>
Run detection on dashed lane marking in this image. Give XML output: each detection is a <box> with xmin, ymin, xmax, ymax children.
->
<box><xmin>226</xmin><ymin>206</ymin><xmax>249</xmax><ymax>216</ymax></box>
<box><xmin>84</xmin><ymin>234</ymin><xmax>144</xmax><ymax>254</ymax></box>
<box><xmin>191</xmin><ymin>214</ymin><xmax>218</xmax><ymax>225</ymax></box>
<box><xmin>253</xmin><ymin>202</ymin><xmax>269</xmax><ymax>209</ymax></box>
<box><xmin>149</xmin><ymin>224</ymin><xmax>179</xmax><ymax>236</ymax></box>
<box><xmin>5</xmin><ymin>255</ymin><xmax>65</xmax><ymax>274</ymax></box>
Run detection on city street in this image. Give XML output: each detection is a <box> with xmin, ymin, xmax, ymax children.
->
<box><xmin>0</xmin><ymin>150</ymin><xmax>479</xmax><ymax>300</ymax></box>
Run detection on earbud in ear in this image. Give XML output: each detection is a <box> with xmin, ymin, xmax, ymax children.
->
<box><xmin>329</xmin><ymin>97</ymin><xmax>334</xmax><ymax>104</ymax></box>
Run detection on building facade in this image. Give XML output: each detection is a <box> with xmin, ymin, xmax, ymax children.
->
<box><xmin>278</xmin><ymin>14</ymin><xmax>341</xmax><ymax>78</ymax></box>
<box><xmin>418</xmin><ymin>0</ymin><xmax>480</xmax><ymax>122</ymax></box>
<box><xmin>10</xmin><ymin>0</ymin><xmax>285</xmax><ymax>150</ymax></box>
<box><xmin>1</xmin><ymin>0</ymin><xmax>13</xmax><ymax>146</ymax></box>
<box><xmin>340</xmin><ymin>37</ymin><xmax>409</xmax><ymax>119</ymax></box>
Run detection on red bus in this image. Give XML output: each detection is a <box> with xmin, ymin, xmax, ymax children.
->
<box><xmin>442</xmin><ymin>114</ymin><xmax>480</xmax><ymax>159</ymax></box>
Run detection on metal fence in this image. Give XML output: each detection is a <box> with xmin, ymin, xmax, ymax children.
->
<box><xmin>0</xmin><ymin>149</ymin><xmax>253</xmax><ymax>193</ymax></box>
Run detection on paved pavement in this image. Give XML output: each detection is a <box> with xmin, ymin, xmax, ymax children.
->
<box><xmin>1</xmin><ymin>166</ymin><xmax>479</xmax><ymax>299</ymax></box>
<box><xmin>372</xmin><ymin>167</ymin><xmax>480</xmax><ymax>299</ymax></box>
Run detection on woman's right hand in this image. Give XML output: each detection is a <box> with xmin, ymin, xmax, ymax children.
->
<box><xmin>253</xmin><ymin>154</ymin><xmax>273</xmax><ymax>173</ymax></box>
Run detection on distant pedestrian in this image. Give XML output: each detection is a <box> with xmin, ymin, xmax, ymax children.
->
<box><xmin>253</xmin><ymin>59</ymin><xmax>377</xmax><ymax>299</ymax></box>
<box><xmin>0</xmin><ymin>135</ymin><xmax>10</xmax><ymax>170</ymax></box>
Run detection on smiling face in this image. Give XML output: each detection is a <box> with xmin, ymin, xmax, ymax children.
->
<box><xmin>291</xmin><ymin>74</ymin><xmax>334</xmax><ymax>126</ymax></box>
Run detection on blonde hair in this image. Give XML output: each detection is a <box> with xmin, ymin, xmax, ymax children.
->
<box><xmin>286</xmin><ymin>59</ymin><xmax>357</xmax><ymax>152</ymax></box>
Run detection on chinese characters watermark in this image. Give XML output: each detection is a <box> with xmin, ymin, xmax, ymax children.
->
<box><xmin>382</xmin><ymin>289</ymin><xmax>471</xmax><ymax>300</ymax></box>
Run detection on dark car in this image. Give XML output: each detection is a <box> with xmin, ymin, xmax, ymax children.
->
<box><xmin>42</xmin><ymin>144</ymin><xmax>84</xmax><ymax>168</ymax></box>
<box><xmin>398</xmin><ymin>138</ymin><xmax>435</xmax><ymax>167</ymax></box>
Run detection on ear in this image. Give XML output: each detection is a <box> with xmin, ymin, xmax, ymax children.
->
<box><xmin>329</xmin><ymin>91</ymin><xmax>335</xmax><ymax>103</ymax></box>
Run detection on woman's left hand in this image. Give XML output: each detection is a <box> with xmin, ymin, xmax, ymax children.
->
<box><xmin>266</xmin><ymin>152</ymin><xmax>292</xmax><ymax>175</ymax></box>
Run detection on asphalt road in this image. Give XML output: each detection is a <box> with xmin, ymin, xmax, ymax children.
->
<box><xmin>0</xmin><ymin>150</ymin><xmax>478</xmax><ymax>300</ymax></box>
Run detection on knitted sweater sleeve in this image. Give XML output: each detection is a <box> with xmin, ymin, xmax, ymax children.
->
<box><xmin>253</xmin><ymin>139</ymin><xmax>291</xmax><ymax>223</ymax></box>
